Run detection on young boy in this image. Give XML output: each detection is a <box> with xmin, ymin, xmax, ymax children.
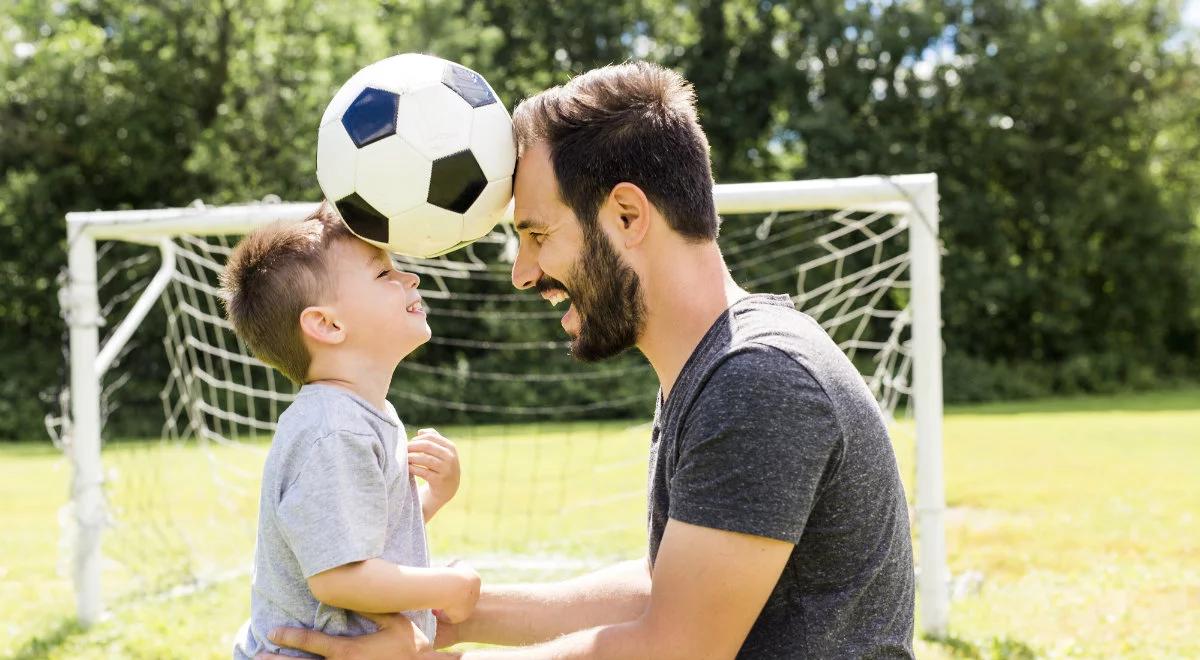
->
<box><xmin>223</xmin><ymin>202</ymin><xmax>479</xmax><ymax>659</ymax></box>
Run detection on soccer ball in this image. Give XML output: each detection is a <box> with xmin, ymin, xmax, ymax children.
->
<box><xmin>316</xmin><ymin>53</ymin><xmax>516</xmax><ymax>258</ymax></box>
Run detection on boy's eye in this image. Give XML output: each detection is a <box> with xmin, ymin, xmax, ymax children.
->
<box><xmin>377</xmin><ymin>269</ymin><xmax>391</xmax><ymax>279</ymax></box>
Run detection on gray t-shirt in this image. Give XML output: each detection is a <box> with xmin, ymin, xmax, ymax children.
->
<box><xmin>647</xmin><ymin>294</ymin><xmax>915</xmax><ymax>658</ymax></box>
<box><xmin>233</xmin><ymin>384</ymin><xmax>435</xmax><ymax>659</ymax></box>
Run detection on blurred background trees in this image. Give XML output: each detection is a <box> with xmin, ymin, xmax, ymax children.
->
<box><xmin>2</xmin><ymin>0</ymin><xmax>1197</xmax><ymax>438</ymax></box>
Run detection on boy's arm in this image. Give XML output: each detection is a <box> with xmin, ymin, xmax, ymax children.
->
<box><xmin>419</xmin><ymin>484</ymin><xmax>446</xmax><ymax>523</ymax></box>
<box><xmin>308</xmin><ymin>558</ymin><xmax>480</xmax><ymax>615</ymax></box>
<box><xmin>277</xmin><ymin>431</ymin><xmax>474</xmax><ymax>615</ymax></box>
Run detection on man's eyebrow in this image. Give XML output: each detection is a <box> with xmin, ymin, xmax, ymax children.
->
<box><xmin>515</xmin><ymin>218</ymin><xmax>547</xmax><ymax>232</ymax></box>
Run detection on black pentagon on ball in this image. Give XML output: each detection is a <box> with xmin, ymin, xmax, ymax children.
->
<box><xmin>335</xmin><ymin>192</ymin><xmax>389</xmax><ymax>243</ymax></box>
<box><xmin>341</xmin><ymin>87</ymin><xmax>400</xmax><ymax>148</ymax></box>
<box><xmin>428</xmin><ymin>150</ymin><xmax>489</xmax><ymax>214</ymax></box>
<box><xmin>441</xmin><ymin>63</ymin><xmax>496</xmax><ymax>108</ymax></box>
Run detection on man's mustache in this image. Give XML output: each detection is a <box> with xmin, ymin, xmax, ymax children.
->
<box><xmin>535</xmin><ymin>276</ymin><xmax>570</xmax><ymax>296</ymax></box>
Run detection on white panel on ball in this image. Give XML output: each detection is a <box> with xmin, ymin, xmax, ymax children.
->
<box><xmin>319</xmin><ymin>65</ymin><xmax>378</xmax><ymax>127</ymax></box>
<box><xmin>461</xmin><ymin>177</ymin><xmax>513</xmax><ymax>240</ymax></box>
<box><xmin>315</xmin><ymin>120</ymin><xmax>359</xmax><ymax>201</ymax></box>
<box><xmin>394</xmin><ymin>85</ymin><xmax>473</xmax><ymax>161</ymax></box>
<box><xmin>370</xmin><ymin>54</ymin><xmax>447</xmax><ymax>95</ymax></box>
<box><xmin>469</xmin><ymin>103</ymin><xmax>517</xmax><ymax>182</ymax></box>
<box><xmin>387</xmin><ymin>203</ymin><xmax>466</xmax><ymax>258</ymax></box>
<box><xmin>355</xmin><ymin>136</ymin><xmax>433</xmax><ymax>217</ymax></box>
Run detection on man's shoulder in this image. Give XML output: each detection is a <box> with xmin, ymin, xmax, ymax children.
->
<box><xmin>705</xmin><ymin>341</ymin><xmax>817</xmax><ymax>391</ymax></box>
<box><xmin>683</xmin><ymin>343</ymin><xmax>831</xmax><ymax>434</ymax></box>
<box><xmin>726</xmin><ymin>295</ymin><xmax>835</xmax><ymax>358</ymax></box>
<box><xmin>676</xmin><ymin>294</ymin><xmax>881</xmax><ymax>428</ymax></box>
<box><xmin>700</xmin><ymin>297</ymin><xmax>829</xmax><ymax>393</ymax></box>
<box><xmin>728</xmin><ymin>295</ymin><xmax>875</xmax><ymax>399</ymax></box>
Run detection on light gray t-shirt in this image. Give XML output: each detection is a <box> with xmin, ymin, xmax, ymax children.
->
<box><xmin>233</xmin><ymin>384</ymin><xmax>435</xmax><ymax>659</ymax></box>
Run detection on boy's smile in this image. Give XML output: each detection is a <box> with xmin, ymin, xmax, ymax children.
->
<box><xmin>329</xmin><ymin>238</ymin><xmax>431</xmax><ymax>361</ymax></box>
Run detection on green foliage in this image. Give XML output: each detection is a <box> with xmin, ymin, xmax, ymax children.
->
<box><xmin>942</xmin><ymin>350</ymin><xmax>1195</xmax><ymax>404</ymax></box>
<box><xmin>2</xmin><ymin>0</ymin><xmax>1199</xmax><ymax>438</ymax></box>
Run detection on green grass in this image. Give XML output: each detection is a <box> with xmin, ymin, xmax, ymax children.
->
<box><xmin>1</xmin><ymin>388</ymin><xmax>1197</xmax><ymax>659</ymax></box>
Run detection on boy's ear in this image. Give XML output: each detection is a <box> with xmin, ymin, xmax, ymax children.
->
<box><xmin>605</xmin><ymin>182</ymin><xmax>652</xmax><ymax>249</ymax></box>
<box><xmin>299</xmin><ymin>306</ymin><xmax>345</xmax><ymax>346</ymax></box>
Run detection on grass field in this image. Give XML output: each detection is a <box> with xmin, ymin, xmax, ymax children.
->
<box><xmin>1</xmin><ymin>388</ymin><xmax>1198</xmax><ymax>659</ymax></box>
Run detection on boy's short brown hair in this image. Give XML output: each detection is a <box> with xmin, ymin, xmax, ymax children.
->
<box><xmin>511</xmin><ymin>60</ymin><xmax>719</xmax><ymax>241</ymax></box>
<box><xmin>220</xmin><ymin>202</ymin><xmax>353</xmax><ymax>384</ymax></box>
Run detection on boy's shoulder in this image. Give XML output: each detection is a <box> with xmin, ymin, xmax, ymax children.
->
<box><xmin>265</xmin><ymin>385</ymin><xmax>400</xmax><ymax>482</ymax></box>
<box><xmin>280</xmin><ymin>385</ymin><xmax>390</xmax><ymax>434</ymax></box>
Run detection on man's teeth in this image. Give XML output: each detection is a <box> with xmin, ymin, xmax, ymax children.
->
<box><xmin>547</xmin><ymin>291</ymin><xmax>570</xmax><ymax>307</ymax></box>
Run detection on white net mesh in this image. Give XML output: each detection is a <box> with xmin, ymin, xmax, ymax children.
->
<box><xmin>53</xmin><ymin>199</ymin><xmax>915</xmax><ymax>602</ymax></box>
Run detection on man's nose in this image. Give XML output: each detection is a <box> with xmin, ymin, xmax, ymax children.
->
<box><xmin>511</xmin><ymin>244</ymin><xmax>541</xmax><ymax>290</ymax></box>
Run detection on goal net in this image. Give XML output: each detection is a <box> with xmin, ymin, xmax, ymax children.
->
<box><xmin>55</xmin><ymin>176</ymin><xmax>947</xmax><ymax>633</ymax></box>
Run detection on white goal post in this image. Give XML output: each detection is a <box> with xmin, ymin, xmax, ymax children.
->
<box><xmin>62</xmin><ymin>174</ymin><xmax>948</xmax><ymax>635</ymax></box>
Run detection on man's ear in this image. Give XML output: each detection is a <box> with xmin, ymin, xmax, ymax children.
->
<box><xmin>605</xmin><ymin>182</ymin><xmax>652</xmax><ymax>248</ymax></box>
<box><xmin>299</xmin><ymin>306</ymin><xmax>345</xmax><ymax>346</ymax></box>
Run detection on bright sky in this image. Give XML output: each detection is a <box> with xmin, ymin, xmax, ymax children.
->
<box><xmin>1185</xmin><ymin>0</ymin><xmax>1200</xmax><ymax>28</ymax></box>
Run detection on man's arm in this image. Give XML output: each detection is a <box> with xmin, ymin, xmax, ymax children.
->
<box><xmin>453</xmin><ymin>557</ymin><xmax>652</xmax><ymax>647</ymax></box>
<box><xmin>308</xmin><ymin>558</ymin><xmax>480</xmax><ymax>618</ymax></box>
<box><xmin>260</xmin><ymin>558</ymin><xmax>651</xmax><ymax>660</ymax></box>
<box><xmin>441</xmin><ymin>519</ymin><xmax>792</xmax><ymax>660</ymax></box>
<box><xmin>262</xmin><ymin>521</ymin><xmax>790</xmax><ymax>660</ymax></box>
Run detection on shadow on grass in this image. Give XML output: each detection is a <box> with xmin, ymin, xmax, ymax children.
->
<box><xmin>924</xmin><ymin>631</ymin><xmax>1039</xmax><ymax>659</ymax></box>
<box><xmin>8</xmin><ymin>618</ymin><xmax>85</xmax><ymax>660</ymax></box>
<box><xmin>945</xmin><ymin>386</ymin><xmax>1200</xmax><ymax>416</ymax></box>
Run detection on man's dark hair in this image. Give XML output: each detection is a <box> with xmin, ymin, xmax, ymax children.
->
<box><xmin>512</xmin><ymin>61</ymin><xmax>719</xmax><ymax>241</ymax></box>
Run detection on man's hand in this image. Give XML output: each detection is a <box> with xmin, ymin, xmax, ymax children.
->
<box><xmin>256</xmin><ymin>612</ymin><xmax>429</xmax><ymax>660</ymax></box>
<box><xmin>432</xmin><ymin>609</ymin><xmax>463</xmax><ymax>648</ymax></box>
<box><xmin>409</xmin><ymin>428</ymin><xmax>461</xmax><ymax>520</ymax></box>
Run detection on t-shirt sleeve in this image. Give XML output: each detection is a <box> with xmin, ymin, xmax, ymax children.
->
<box><xmin>668</xmin><ymin>345</ymin><xmax>843</xmax><ymax>544</ymax></box>
<box><xmin>276</xmin><ymin>431</ymin><xmax>389</xmax><ymax>577</ymax></box>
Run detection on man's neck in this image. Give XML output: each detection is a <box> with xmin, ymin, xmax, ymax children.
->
<box><xmin>305</xmin><ymin>352</ymin><xmax>396</xmax><ymax>412</ymax></box>
<box><xmin>636</xmin><ymin>245</ymin><xmax>748</xmax><ymax>401</ymax></box>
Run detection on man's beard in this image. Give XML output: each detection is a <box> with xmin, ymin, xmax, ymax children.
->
<box><xmin>537</xmin><ymin>224</ymin><xmax>646</xmax><ymax>362</ymax></box>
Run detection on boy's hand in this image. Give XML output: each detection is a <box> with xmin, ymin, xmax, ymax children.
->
<box><xmin>434</xmin><ymin>564</ymin><xmax>481</xmax><ymax>624</ymax></box>
<box><xmin>408</xmin><ymin>428</ymin><xmax>461</xmax><ymax>510</ymax></box>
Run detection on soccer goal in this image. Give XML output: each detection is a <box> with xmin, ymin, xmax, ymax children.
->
<box><xmin>56</xmin><ymin>175</ymin><xmax>948</xmax><ymax>635</ymax></box>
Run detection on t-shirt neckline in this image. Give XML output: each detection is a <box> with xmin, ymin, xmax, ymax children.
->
<box><xmin>657</xmin><ymin>293</ymin><xmax>794</xmax><ymax>412</ymax></box>
<box><xmin>297</xmin><ymin>382</ymin><xmax>400</xmax><ymax>428</ymax></box>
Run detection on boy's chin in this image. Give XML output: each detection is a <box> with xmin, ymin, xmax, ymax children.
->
<box><xmin>404</xmin><ymin>325</ymin><xmax>433</xmax><ymax>349</ymax></box>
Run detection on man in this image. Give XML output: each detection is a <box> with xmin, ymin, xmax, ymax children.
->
<box><xmin>264</xmin><ymin>60</ymin><xmax>915</xmax><ymax>659</ymax></box>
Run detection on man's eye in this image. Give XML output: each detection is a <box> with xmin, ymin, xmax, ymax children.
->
<box><xmin>530</xmin><ymin>232</ymin><xmax>545</xmax><ymax>244</ymax></box>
